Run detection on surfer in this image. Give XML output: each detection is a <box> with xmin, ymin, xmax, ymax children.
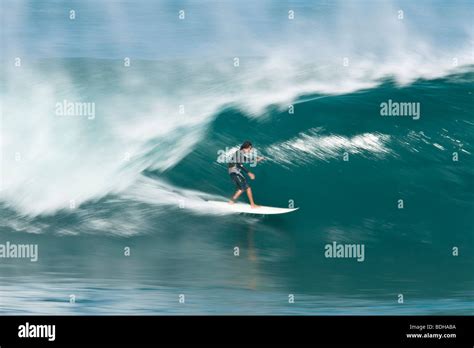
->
<box><xmin>228</xmin><ymin>141</ymin><xmax>263</xmax><ymax>208</ymax></box>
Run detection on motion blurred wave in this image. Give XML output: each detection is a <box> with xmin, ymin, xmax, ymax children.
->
<box><xmin>1</xmin><ymin>0</ymin><xmax>473</xmax><ymax>219</ymax></box>
<box><xmin>1</xmin><ymin>59</ymin><xmax>473</xmax><ymax>221</ymax></box>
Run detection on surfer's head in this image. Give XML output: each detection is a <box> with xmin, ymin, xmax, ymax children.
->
<box><xmin>240</xmin><ymin>141</ymin><xmax>252</xmax><ymax>152</ymax></box>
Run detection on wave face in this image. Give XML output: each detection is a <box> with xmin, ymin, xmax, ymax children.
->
<box><xmin>0</xmin><ymin>0</ymin><xmax>473</xmax><ymax>314</ymax></box>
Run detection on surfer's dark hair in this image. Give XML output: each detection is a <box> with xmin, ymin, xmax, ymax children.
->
<box><xmin>240</xmin><ymin>141</ymin><xmax>252</xmax><ymax>150</ymax></box>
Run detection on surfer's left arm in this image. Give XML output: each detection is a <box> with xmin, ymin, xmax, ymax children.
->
<box><xmin>237</xmin><ymin>163</ymin><xmax>255</xmax><ymax>180</ymax></box>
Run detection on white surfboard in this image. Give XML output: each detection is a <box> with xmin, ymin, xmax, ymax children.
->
<box><xmin>208</xmin><ymin>201</ymin><xmax>299</xmax><ymax>215</ymax></box>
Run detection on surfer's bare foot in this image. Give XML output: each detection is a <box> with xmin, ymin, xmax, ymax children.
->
<box><xmin>228</xmin><ymin>200</ymin><xmax>235</xmax><ymax>205</ymax></box>
<box><xmin>251</xmin><ymin>204</ymin><xmax>260</xmax><ymax>209</ymax></box>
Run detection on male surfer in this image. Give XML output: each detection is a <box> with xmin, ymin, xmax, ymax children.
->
<box><xmin>228</xmin><ymin>141</ymin><xmax>263</xmax><ymax>208</ymax></box>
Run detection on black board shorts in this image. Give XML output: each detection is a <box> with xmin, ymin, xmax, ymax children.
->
<box><xmin>230</xmin><ymin>172</ymin><xmax>250</xmax><ymax>191</ymax></box>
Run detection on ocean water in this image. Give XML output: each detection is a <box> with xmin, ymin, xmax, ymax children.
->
<box><xmin>0</xmin><ymin>0</ymin><xmax>473</xmax><ymax>315</ymax></box>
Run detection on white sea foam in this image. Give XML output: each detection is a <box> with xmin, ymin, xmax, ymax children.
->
<box><xmin>265</xmin><ymin>129</ymin><xmax>392</xmax><ymax>166</ymax></box>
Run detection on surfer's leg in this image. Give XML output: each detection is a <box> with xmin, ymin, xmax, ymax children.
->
<box><xmin>229</xmin><ymin>189</ymin><xmax>243</xmax><ymax>204</ymax></box>
<box><xmin>229</xmin><ymin>173</ymin><xmax>246</xmax><ymax>204</ymax></box>
<box><xmin>246</xmin><ymin>187</ymin><xmax>260</xmax><ymax>208</ymax></box>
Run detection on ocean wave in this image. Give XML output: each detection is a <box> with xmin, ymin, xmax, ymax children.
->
<box><xmin>1</xmin><ymin>0</ymin><xmax>473</xmax><ymax>216</ymax></box>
